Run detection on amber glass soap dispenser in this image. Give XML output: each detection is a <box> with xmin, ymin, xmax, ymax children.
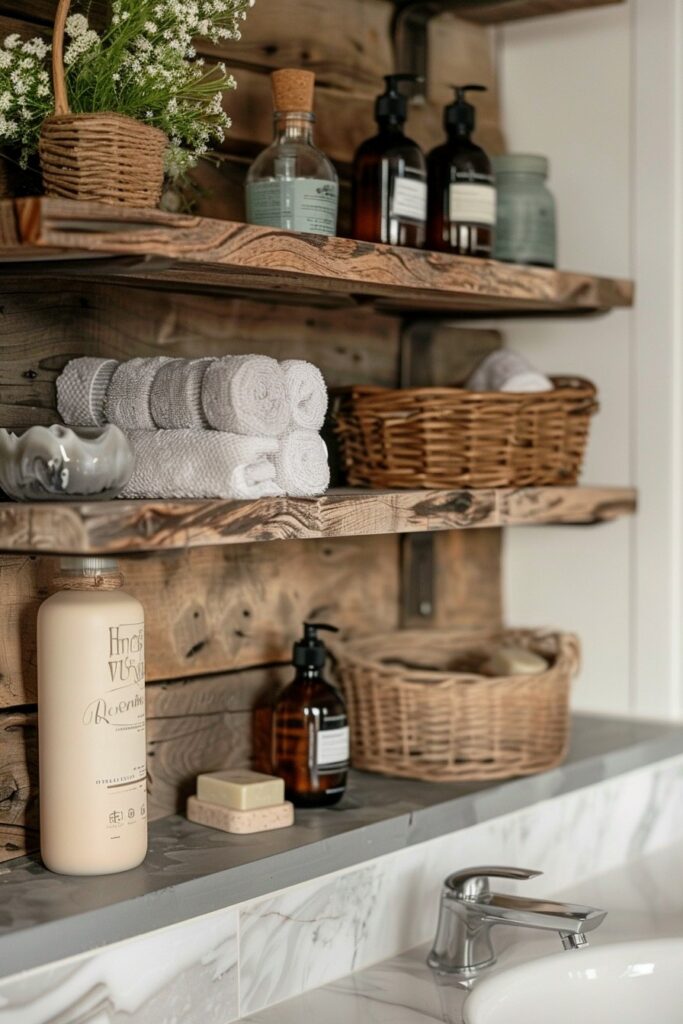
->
<box><xmin>427</xmin><ymin>84</ymin><xmax>495</xmax><ymax>257</ymax></box>
<box><xmin>272</xmin><ymin>622</ymin><xmax>349</xmax><ymax>807</ymax></box>
<box><xmin>352</xmin><ymin>74</ymin><xmax>427</xmax><ymax>248</ymax></box>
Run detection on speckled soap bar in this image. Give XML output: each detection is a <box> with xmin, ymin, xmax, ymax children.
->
<box><xmin>196</xmin><ymin>770</ymin><xmax>285</xmax><ymax>811</ymax></box>
<box><xmin>187</xmin><ymin>796</ymin><xmax>294</xmax><ymax>835</ymax></box>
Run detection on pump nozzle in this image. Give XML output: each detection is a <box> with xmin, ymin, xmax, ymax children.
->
<box><xmin>294</xmin><ymin>622</ymin><xmax>339</xmax><ymax>669</ymax></box>
<box><xmin>376</xmin><ymin>73</ymin><xmax>424</xmax><ymax>127</ymax></box>
<box><xmin>445</xmin><ymin>83</ymin><xmax>487</xmax><ymax>135</ymax></box>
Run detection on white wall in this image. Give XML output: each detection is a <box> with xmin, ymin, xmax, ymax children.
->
<box><xmin>497</xmin><ymin>1</ymin><xmax>683</xmax><ymax>718</ymax></box>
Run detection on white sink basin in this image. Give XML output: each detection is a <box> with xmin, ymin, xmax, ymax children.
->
<box><xmin>463</xmin><ymin>939</ymin><xmax>683</xmax><ymax>1024</ymax></box>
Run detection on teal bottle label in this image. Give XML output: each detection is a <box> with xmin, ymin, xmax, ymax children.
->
<box><xmin>246</xmin><ymin>179</ymin><xmax>339</xmax><ymax>235</ymax></box>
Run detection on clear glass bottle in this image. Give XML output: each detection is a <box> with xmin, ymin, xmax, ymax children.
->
<box><xmin>246</xmin><ymin>69</ymin><xmax>339</xmax><ymax>236</ymax></box>
<box><xmin>493</xmin><ymin>154</ymin><xmax>557</xmax><ymax>267</ymax></box>
<box><xmin>271</xmin><ymin>623</ymin><xmax>349</xmax><ymax>808</ymax></box>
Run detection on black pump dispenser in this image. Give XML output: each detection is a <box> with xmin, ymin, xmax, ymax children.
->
<box><xmin>293</xmin><ymin>622</ymin><xmax>338</xmax><ymax>670</ymax></box>
<box><xmin>445</xmin><ymin>84</ymin><xmax>487</xmax><ymax>136</ymax></box>
<box><xmin>375</xmin><ymin>74</ymin><xmax>423</xmax><ymax>127</ymax></box>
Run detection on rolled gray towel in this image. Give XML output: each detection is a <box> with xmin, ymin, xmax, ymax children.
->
<box><xmin>121</xmin><ymin>430</ymin><xmax>284</xmax><ymax>500</ymax></box>
<box><xmin>274</xmin><ymin>430</ymin><xmax>330</xmax><ymax>497</ymax></box>
<box><xmin>281</xmin><ymin>359</ymin><xmax>328</xmax><ymax>432</ymax></box>
<box><xmin>150</xmin><ymin>357</ymin><xmax>215</xmax><ymax>429</ymax></box>
<box><xmin>466</xmin><ymin>350</ymin><xmax>553</xmax><ymax>393</ymax></box>
<box><xmin>56</xmin><ymin>357</ymin><xmax>119</xmax><ymax>427</ymax></box>
<box><xmin>202</xmin><ymin>355</ymin><xmax>290</xmax><ymax>437</ymax></box>
<box><xmin>106</xmin><ymin>357</ymin><xmax>172</xmax><ymax>429</ymax></box>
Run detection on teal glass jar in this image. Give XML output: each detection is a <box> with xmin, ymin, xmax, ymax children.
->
<box><xmin>492</xmin><ymin>154</ymin><xmax>556</xmax><ymax>267</ymax></box>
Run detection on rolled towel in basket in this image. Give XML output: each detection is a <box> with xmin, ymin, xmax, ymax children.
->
<box><xmin>57</xmin><ymin>357</ymin><xmax>119</xmax><ymax>427</ymax></box>
<box><xmin>106</xmin><ymin>356</ymin><xmax>172</xmax><ymax>429</ymax></box>
<box><xmin>281</xmin><ymin>359</ymin><xmax>328</xmax><ymax>432</ymax></box>
<box><xmin>202</xmin><ymin>355</ymin><xmax>290</xmax><ymax>437</ymax></box>
<box><xmin>274</xmin><ymin>430</ymin><xmax>330</xmax><ymax>497</ymax></box>
<box><xmin>150</xmin><ymin>357</ymin><xmax>215</xmax><ymax>429</ymax></box>
<box><xmin>466</xmin><ymin>350</ymin><xmax>553</xmax><ymax>393</ymax></box>
<box><xmin>121</xmin><ymin>430</ymin><xmax>283</xmax><ymax>500</ymax></box>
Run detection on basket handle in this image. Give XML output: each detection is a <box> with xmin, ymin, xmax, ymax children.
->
<box><xmin>52</xmin><ymin>0</ymin><xmax>71</xmax><ymax>116</ymax></box>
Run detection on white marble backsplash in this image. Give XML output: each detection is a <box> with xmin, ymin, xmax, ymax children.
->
<box><xmin>2</xmin><ymin>754</ymin><xmax>683</xmax><ymax>1024</ymax></box>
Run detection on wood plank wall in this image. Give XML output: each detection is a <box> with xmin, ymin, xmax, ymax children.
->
<box><xmin>0</xmin><ymin>0</ymin><xmax>505</xmax><ymax>862</ymax></box>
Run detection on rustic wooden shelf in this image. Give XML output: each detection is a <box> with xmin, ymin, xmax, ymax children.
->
<box><xmin>454</xmin><ymin>0</ymin><xmax>624</xmax><ymax>25</ymax></box>
<box><xmin>0</xmin><ymin>198</ymin><xmax>633</xmax><ymax>316</ymax></box>
<box><xmin>0</xmin><ymin>486</ymin><xmax>636</xmax><ymax>555</ymax></box>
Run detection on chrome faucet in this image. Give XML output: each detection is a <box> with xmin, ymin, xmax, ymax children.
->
<box><xmin>427</xmin><ymin>866</ymin><xmax>607</xmax><ymax>977</ymax></box>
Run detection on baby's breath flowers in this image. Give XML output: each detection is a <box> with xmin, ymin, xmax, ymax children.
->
<box><xmin>0</xmin><ymin>0</ymin><xmax>254</xmax><ymax>177</ymax></box>
<box><xmin>0</xmin><ymin>34</ymin><xmax>52</xmax><ymax>167</ymax></box>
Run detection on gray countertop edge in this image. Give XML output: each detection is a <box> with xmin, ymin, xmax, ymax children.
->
<box><xmin>1</xmin><ymin>713</ymin><xmax>682</xmax><ymax>979</ymax></box>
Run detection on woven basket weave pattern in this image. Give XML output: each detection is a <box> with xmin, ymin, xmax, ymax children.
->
<box><xmin>333</xmin><ymin>629</ymin><xmax>578</xmax><ymax>782</ymax></box>
<box><xmin>40</xmin><ymin>113</ymin><xmax>167</xmax><ymax>208</ymax></box>
<box><xmin>332</xmin><ymin>376</ymin><xmax>598</xmax><ymax>489</ymax></box>
<box><xmin>0</xmin><ymin>156</ymin><xmax>9</xmax><ymax>199</ymax></box>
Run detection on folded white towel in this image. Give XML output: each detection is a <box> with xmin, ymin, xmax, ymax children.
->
<box><xmin>120</xmin><ymin>430</ymin><xmax>283</xmax><ymax>500</ymax></box>
<box><xmin>57</xmin><ymin>357</ymin><xmax>119</xmax><ymax>427</ymax></box>
<box><xmin>466</xmin><ymin>350</ymin><xmax>553</xmax><ymax>393</ymax></box>
<box><xmin>202</xmin><ymin>355</ymin><xmax>290</xmax><ymax>437</ymax></box>
<box><xmin>150</xmin><ymin>357</ymin><xmax>214</xmax><ymax>429</ymax></box>
<box><xmin>106</xmin><ymin>357</ymin><xmax>172</xmax><ymax>429</ymax></box>
<box><xmin>274</xmin><ymin>430</ymin><xmax>330</xmax><ymax>497</ymax></box>
<box><xmin>281</xmin><ymin>359</ymin><xmax>328</xmax><ymax>432</ymax></box>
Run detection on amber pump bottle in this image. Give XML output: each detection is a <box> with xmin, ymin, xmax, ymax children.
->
<box><xmin>427</xmin><ymin>84</ymin><xmax>495</xmax><ymax>257</ymax></box>
<box><xmin>272</xmin><ymin>622</ymin><xmax>349</xmax><ymax>807</ymax></box>
<box><xmin>352</xmin><ymin>74</ymin><xmax>427</xmax><ymax>248</ymax></box>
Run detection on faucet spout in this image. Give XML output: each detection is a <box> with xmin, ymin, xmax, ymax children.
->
<box><xmin>428</xmin><ymin>866</ymin><xmax>607</xmax><ymax>977</ymax></box>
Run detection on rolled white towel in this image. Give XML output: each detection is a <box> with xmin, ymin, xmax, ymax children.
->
<box><xmin>121</xmin><ymin>431</ymin><xmax>283</xmax><ymax>500</ymax></box>
<box><xmin>466</xmin><ymin>350</ymin><xmax>553</xmax><ymax>393</ymax></box>
<box><xmin>202</xmin><ymin>355</ymin><xmax>289</xmax><ymax>437</ymax></box>
<box><xmin>281</xmin><ymin>359</ymin><xmax>328</xmax><ymax>432</ymax></box>
<box><xmin>56</xmin><ymin>357</ymin><xmax>119</xmax><ymax>427</ymax></box>
<box><xmin>275</xmin><ymin>430</ymin><xmax>330</xmax><ymax>497</ymax></box>
<box><xmin>106</xmin><ymin>357</ymin><xmax>172</xmax><ymax>429</ymax></box>
<box><xmin>150</xmin><ymin>357</ymin><xmax>215</xmax><ymax>429</ymax></box>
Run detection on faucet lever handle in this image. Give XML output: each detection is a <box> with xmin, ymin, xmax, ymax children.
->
<box><xmin>445</xmin><ymin>866</ymin><xmax>542</xmax><ymax>901</ymax></box>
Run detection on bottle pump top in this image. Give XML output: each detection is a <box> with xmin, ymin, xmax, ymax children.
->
<box><xmin>375</xmin><ymin>74</ymin><xmax>424</xmax><ymax>127</ymax></box>
<box><xmin>445</xmin><ymin>84</ymin><xmax>487</xmax><ymax>135</ymax></box>
<box><xmin>293</xmin><ymin>622</ymin><xmax>339</xmax><ymax>669</ymax></box>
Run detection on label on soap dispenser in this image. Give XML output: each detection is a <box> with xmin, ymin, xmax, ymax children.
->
<box><xmin>316</xmin><ymin>725</ymin><xmax>350</xmax><ymax>771</ymax></box>
<box><xmin>391</xmin><ymin>172</ymin><xmax>427</xmax><ymax>222</ymax></box>
<box><xmin>449</xmin><ymin>183</ymin><xmax>496</xmax><ymax>226</ymax></box>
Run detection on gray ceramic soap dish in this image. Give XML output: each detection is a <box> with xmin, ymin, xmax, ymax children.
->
<box><xmin>0</xmin><ymin>424</ymin><xmax>134</xmax><ymax>501</ymax></box>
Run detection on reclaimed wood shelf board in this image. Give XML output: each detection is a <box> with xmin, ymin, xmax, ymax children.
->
<box><xmin>0</xmin><ymin>486</ymin><xmax>637</xmax><ymax>555</ymax></box>
<box><xmin>454</xmin><ymin>0</ymin><xmax>624</xmax><ymax>24</ymax></box>
<box><xmin>0</xmin><ymin>198</ymin><xmax>633</xmax><ymax>316</ymax></box>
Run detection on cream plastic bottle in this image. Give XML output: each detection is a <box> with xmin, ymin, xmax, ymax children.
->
<box><xmin>37</xmin><ymin>557</ymin><xmax>147</xmax><ymax>875</ymax></box>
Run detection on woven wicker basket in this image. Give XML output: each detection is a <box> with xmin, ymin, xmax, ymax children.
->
<box><xmin>0</xmin><ymin>156</ymin><xmax>9</xmax><ymax>199</ymax></box>
<box><xmin>333</xmin><ymin>628</ymin><xmax>579</xmax><ymax>782</ymax></box>
<box><xmin>39</xmin><ymin>0</ymin><xmax>167</xmax><ymax>208</ymax></box>
<box><xmin>332</xmin><ymin>376</ymin><xmax>598</xmax><ymax>489</ymax></box>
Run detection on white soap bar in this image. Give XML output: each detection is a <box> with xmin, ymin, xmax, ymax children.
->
<box><xmin>187</xmin><ymin>796</ymin><xmax>294</xmax><ymax>835</ymax></box>
<box><xmin>196</xmin><ymin>770</ymin><xmax>285</xmax><ymax>811</ymax></box>
<box><xmin>483</xmin><ymin>646</ymin><xmax>549</xmax><ymax>677</ymax></box>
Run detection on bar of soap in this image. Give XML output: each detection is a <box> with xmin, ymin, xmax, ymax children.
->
<box><xmin>187</xmin><ymin>796</ymin><xmax>294</xmax><ymax>835</ymax></box>
<box><xmin>196</xmin><ymin>770</ymin><xmax>285</xmax><ymax>811</ymax></box>
<box><xmin>482</xmin><ymin>646</ymin><xmax>549</xmax><ymax>677</ymax></box>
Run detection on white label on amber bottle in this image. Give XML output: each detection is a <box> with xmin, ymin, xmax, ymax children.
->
<box><xmin>449</xmin><ymin>183</ymin><xmax>496</xmax><ymax>226</ymax></box>
<box><xmin>316</xmin><ymin>726</ymin><xmax>350</xmax><ymax>770</ymax></box>
<box><xmin>391</xmin><ymin>177</ymin><xmax>427</xmax><ymax>221</ymax></box>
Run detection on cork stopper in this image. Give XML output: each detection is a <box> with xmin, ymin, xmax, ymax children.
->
<box><xmin>271</xmin><ymin>69</ymin><xmax>315</xmax><ymax>113</ymax></box>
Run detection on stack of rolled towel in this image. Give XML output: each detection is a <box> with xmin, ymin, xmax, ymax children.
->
<box><xmin>56</xmin><ymin>355</ymin><xmax>330</xmax><ymax>500</ymax></box>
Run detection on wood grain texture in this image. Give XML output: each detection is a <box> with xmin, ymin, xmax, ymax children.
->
<box><xmin>0</xmin><ymin>535</ymin><xmax>399</xmax><ymax>706</ymax></box>
<box><xmin>456</xmin><ymin>0</ymin><xmax>623</xmax><ymax>24</ymax></box>
<box><xmin>0</xmin><ymin>281</ymin><xmax>399</xmax><ymax>427</ymax></box>
<box><xmin>0</xmin><ymin>711</ymin><xmax>38</xmax><ymax>863</ymax></box>
<box><xmin>1</xmin><ymin>199</ymin><xmax>634</xmax><ymax>314</ymax></box>
<box><xmin>0</xmin><ymin>487</ymin><xmax>637</xmax><ymax>556</ymax></box>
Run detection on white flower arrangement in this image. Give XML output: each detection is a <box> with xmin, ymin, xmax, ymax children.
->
<box><xmin>0</xmin><ymin>0</ymin><xmax>254</xmax><ymax>176</ymax></box>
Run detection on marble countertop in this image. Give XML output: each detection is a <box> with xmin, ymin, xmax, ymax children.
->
<box><xmin>1</xmin><ymin>713</ymin><xmax>681</xmax><ymax>975</ymax></box>
<box><xmin>240</xmin><ymin>840</ymin><xmax>683</xmax><ymax>1024</ymax></box>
